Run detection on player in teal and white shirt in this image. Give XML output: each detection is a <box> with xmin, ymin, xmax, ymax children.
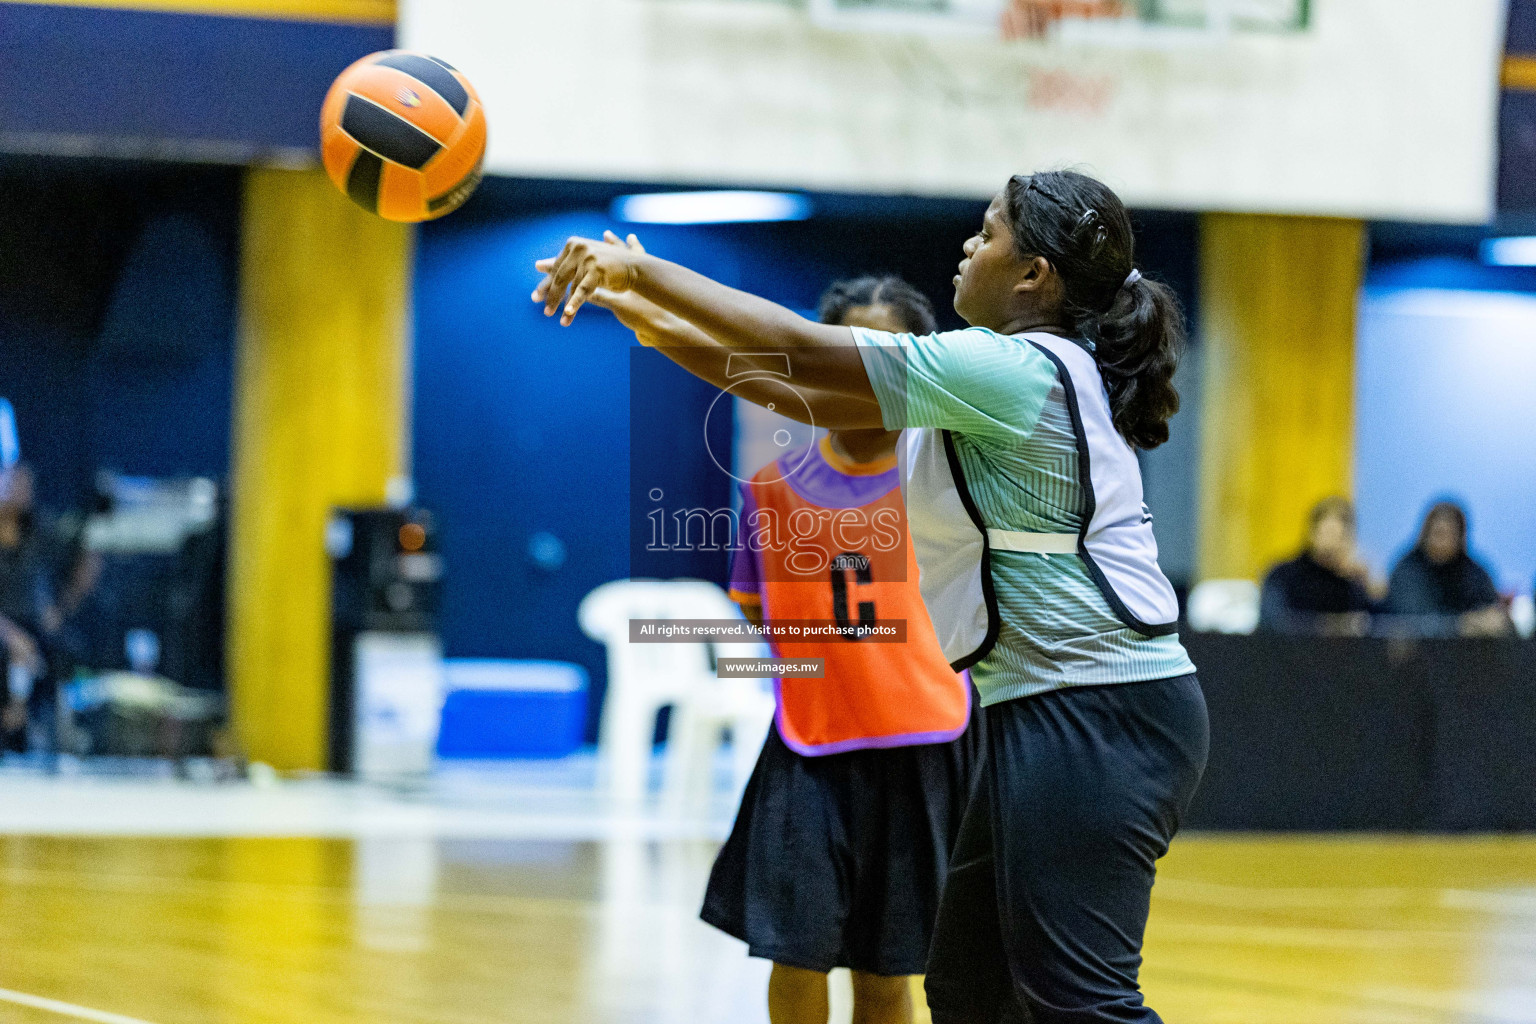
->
<box><xmin>535</xmin><ymin>170</ymin><xmax>1209</xmax><ymax>1024</ymax></box>
<box><xmin>851</xmin><ymin>320</ymin><xmax>1196</xmax><ymax>702</ymax></box>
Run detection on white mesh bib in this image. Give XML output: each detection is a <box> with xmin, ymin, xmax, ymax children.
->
<box><xmin>897</xmin><ymin>333</ymin><xmax>1179</xmax><ymax>669</ymax></box>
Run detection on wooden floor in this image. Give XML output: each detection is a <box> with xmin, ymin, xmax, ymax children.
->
<box><xmin>1</xmin><ymin>834</ymin><xmax>1534</xmax><ymax>1024</ymax></box>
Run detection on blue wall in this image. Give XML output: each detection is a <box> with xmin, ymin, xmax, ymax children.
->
<box><xmin>1133</xmin><ymin>213</ymin><xmax>1202</xmax><ymax>591</ymax></box>
<box><xmin>414</xmin><ymin>214</ymin><xmax>793</xmax><ymax>738</ymax></box>
<box><xmin>1356</xmin><ymin>278</ymin><xmax>1536</xmax><ymax>594</ymax></box>
<box><xmin>414</xmin><ymin>213</ymin><xmax>637</xmax><ymax>742</ymax></box>
<box><xmin>0</xmin><ymin>161</ymin><xmax>239</xmax><ymax>509</ymax></box>
<box><xmin>0</xmin><ymin>160</ymin><xmax>238</xmax><ymax>688</ymax></box>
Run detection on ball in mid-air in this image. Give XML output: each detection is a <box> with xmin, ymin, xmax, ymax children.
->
<box><xmin>320</xmin><ymin>50</ymin><xmax>487</xmax><ymax>223</ymax></box>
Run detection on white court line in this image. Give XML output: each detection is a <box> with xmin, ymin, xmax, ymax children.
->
<box><xmin>0</xmin><ymin>987</ymin><xmax>162</xmax><ymax>1024</ymax></box>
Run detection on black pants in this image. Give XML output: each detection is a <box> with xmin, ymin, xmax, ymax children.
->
<box><xmin>925</xmin><ymin>675</ymin><xmax>1208</xmax><ymax>1024</ymax></box>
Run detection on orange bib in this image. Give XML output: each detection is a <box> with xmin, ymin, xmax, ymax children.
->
<box><xmin>743</xmin><ymin>451</ymin><xmax>970</xmax><ymax>755</ymax></box>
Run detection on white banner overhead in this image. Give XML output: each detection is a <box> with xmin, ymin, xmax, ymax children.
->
<box><xmin>402</xmin><ymin>0</ymin><xmax>1506</xmax><ymax>222</ymax></box>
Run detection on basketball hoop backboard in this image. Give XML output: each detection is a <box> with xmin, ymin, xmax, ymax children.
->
<box><xmin>1146</xmin><ymin>0</ymin><xmax>1308</xmax><ymax>31</ymax></box>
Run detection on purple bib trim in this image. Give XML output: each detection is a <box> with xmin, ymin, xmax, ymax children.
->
<box><xmin>775</xmin><ymin>441</ymin><xmax>899</xmax><ymax>510</ymax></box>
<box><xmin>773</xmin><ymin>676</ymin><xmax>972</xmax><ymax>756</ymax></box>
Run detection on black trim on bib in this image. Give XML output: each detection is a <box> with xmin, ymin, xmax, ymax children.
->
<box><xmin>941</xmin><ymin>429</ymin><xmax>1002</xmax><ymax>670</ymax></box>
<box><xmin>1029</xmin><ymin>342</ymin><xmax>1179</xmax><ymax>639</ymax></box>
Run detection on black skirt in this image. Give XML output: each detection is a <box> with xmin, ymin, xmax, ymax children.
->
<box><xmin>701</xmin><ymin>713</ymin><xmax>982</xmax><ymax>976</ymax></box>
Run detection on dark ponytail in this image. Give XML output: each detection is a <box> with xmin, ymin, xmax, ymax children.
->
<box><xmin>1002</xmin><ymin>171</ymin><xmax>1184</xmax><ymax>450</ymax></box>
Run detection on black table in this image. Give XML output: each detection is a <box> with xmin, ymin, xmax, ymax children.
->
<box><xmin>1181</xmin><ymin>634</ymin><xmax>1536</xmax><ymax>831</ymax></box>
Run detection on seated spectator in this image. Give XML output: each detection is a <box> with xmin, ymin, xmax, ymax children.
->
<box><xmin>0</xmin><ymin>466</ymin><xmax>45</xmax><ymax>748</ymax></box>
<box><xmin>0</xmin><ymin>463</ymin><xmax>99</xmax><ymax>751</ymax></box>
<box><xmin>1384</xmin><ymin>501</ymin><xmax>1511</xmax><ymax>637</ymax></box>
<box><xmin>1260</xmin><ymin>497</ymin><xmax>1381</xmax><ymax>635</ymax></box>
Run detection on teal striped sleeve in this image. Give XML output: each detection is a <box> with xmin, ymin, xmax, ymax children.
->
<box><xmin>851</xmin><ymin>327</ymin><xmax>1058</xmax><ymax>443</ymax></box>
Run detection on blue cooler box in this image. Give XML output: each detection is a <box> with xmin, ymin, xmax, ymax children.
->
<box><xmin>436</xmin><ymin>659</ymin><xmax>589</xmax><ymax>759</ymax></box>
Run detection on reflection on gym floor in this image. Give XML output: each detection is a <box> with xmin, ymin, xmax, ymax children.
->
<box><xmin>2</xmin><ymin>830</ymin><xmax>1535</xmax><ymax>1024</ymax></box>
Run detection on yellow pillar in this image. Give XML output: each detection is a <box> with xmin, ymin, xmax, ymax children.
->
<box><xmin>1196</xmin><ymin>213</ymin><xmax>1365</xmax><ymax>582</ymax></box>
<box><xmin>228</xmin><ymin>167</ymin><xmax>412</xmax><ymax>771</ymax></box>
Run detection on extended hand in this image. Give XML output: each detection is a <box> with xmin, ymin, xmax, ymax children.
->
<box><xmin>586</xmin><ymin>233</ymin><xmax>693</xmax><ymax>343</ymax></box>
<box><xmin>1</xmin><ymin>698</ymin><xmax>24</xmax><ymax>733</ymax></box>
<box><xmin>533</xmin><ymin>234</ymin><xmax>641</xmax><ymax>326</ymax></box>
<box><xmin>1460</xmin><ymin>605</ymin><xmax>1514</xmax><ymax>637</ymax></box>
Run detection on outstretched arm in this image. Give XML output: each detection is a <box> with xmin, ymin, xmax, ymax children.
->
<box><xmin>533</xmin><ymin>234</ymin><xmax>879</xmax><ymax>403</ymax></box>
<box><xmin>599</xmin><ymin>288</ymin><xmax>884</xmax><ymax>429</ymax></box>
<box><xmin>583</xmin><ymin>235</ymin><xmax>883</xmax><ymax>429</ymax></box>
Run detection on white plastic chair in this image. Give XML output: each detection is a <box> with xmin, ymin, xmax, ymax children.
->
<box><xmin>579</xmin><ymin>579</ymin><xmax>774</xmax><ymax>808</ymax></box>
<box><xmin>662</xmin><ymin>592</ymin><xmax>776</xmax><ymax>816</ymax></box>
<box><xmin>1187</xmin><ymin>579</ymin><xmax>1261</xmax><ymax>634</ymax></box>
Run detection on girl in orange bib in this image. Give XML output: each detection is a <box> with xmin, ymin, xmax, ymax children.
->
<box><xmin>592</xmin><ymin>265</ymin><xmax>978</xmax><ymax>1024</ymax></box>
<box><xmin>703</xmin><ymin>279</ymin><xmax>978</xmax><ymax>1024</ymax></box>
<box><xmin>730</xmin><ymin>422</ymin><xmax>970</xmax><ymax>756</ymax></box>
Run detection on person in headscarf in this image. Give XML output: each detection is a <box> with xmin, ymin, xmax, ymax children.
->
<box><xmin>1385</xmin><ymin>501</ymin><xmax>1511</xmax><ymax>636</ymax></box>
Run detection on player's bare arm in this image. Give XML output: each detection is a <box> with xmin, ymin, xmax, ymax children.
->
<box><xmin>564</xmin><ymin>235</ymin><xmax>883</xmax><ymax>429</ymax></box>
<box><xmin>532</xmin><ymin>234</ymin><xmax>877</xmax><ymax>404</ymax></box>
